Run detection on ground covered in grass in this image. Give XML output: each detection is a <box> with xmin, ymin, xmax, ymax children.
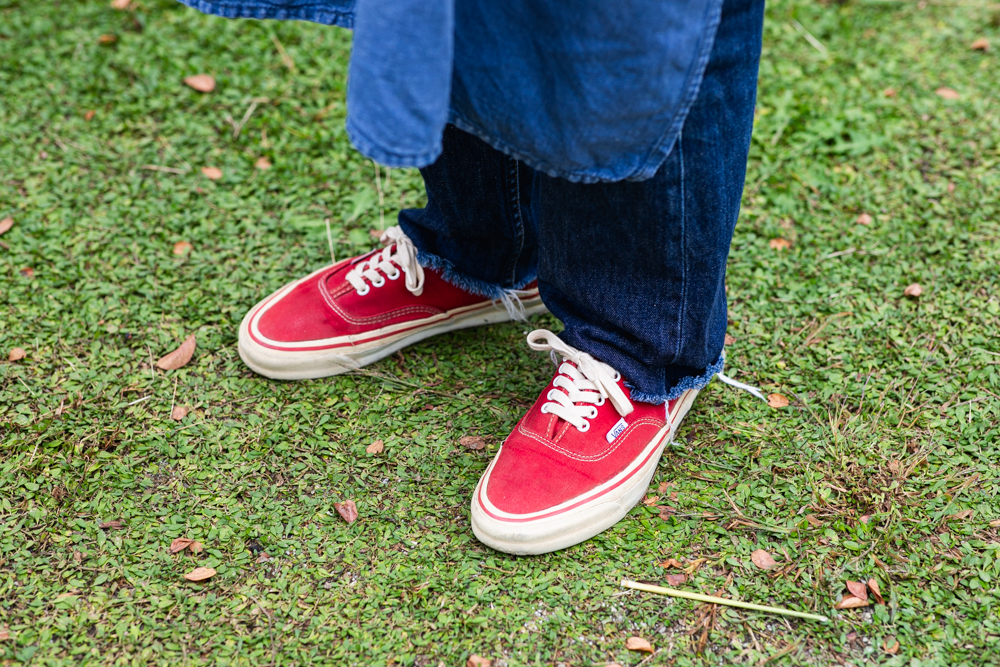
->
<box><xmin>2</xmin><ymin>0</ymin><xmax>999</xmax><ymax>664</ymax></box>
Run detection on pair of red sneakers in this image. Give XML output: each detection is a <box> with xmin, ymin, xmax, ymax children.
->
<box><xmin>239</xmin><ymin>226</ymin><xmax>699</xmax><ymax>554</ymax></box>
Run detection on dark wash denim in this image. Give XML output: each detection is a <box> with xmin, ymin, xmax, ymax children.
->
<box><xmin>178</xmin><ymin>0</ymin><xmax>722</xmax><ymax>182</ymax></box>
<box><xmin>399</xmin><ymin>0</ymin><xmax>765</xmax><ymax>403</ymax></box>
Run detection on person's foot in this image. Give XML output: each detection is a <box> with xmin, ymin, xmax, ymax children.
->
<box><xmin>238</xmin><ymin>226</ymin><xmax>546</xmax><ymax>379</ymax></box>
<box><xmin>471</xmin><ymin>330</ymin><xmax>699</xmax><ymax>555</ymax></box>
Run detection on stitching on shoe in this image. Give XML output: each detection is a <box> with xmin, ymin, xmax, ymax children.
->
<box><xmin>318</xmin><ymin>276</ymin><xmax>444</xmax><ymax>325</ymax></box>
<box><xmin>515</xmin><ymin>417</ymin><xmax>664</xmax><ymax>462</ymax></box>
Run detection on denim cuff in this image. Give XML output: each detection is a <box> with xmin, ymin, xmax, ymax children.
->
<box><xmin>416</xmin><ymin>249</ymin><xmax>537</xmax><ymax>316</ymax></box>
<box><xmin>627</xmin><ymin>354</ymin><xmax>725</xmax><ymax>405</ymax></box>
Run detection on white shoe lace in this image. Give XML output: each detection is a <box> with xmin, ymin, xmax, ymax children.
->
<box><xmin>527</xmin><ymin>330</ymin><xmax>633</xmax><ymax>432</ymax></box>
<box><xmin>345</xmin><ymin>226</ymin><xmax>425</xmax><ymax>297</ymax></box>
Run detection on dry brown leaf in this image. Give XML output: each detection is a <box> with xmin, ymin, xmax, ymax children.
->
<box><xmin>846</xmin><ymin>580</ymin><xmax>869</xmax><ymax>602</ymax></box>
<box><xmin>767</xmin><ymin>393</ymin><xmax>790</xmax><ymax>409</ymax></box>
<box><xmin>99</xmin><ymin>520</ymin><xmax>124</xmax><ymax>530</ymax></box>
<box><xmin>156</xmin><ymin>334</ymin><xmax>196</xmax><ymax>370</ymax></box>
<box><xmin>769</xmin><ymin>237</ymin><xmax>792</xmax><ymax>250</ymax></box>
<box><xmin>805</xmin><ymin>514</ymin><xmax>823</xmax><ymax>527</ymax></box>
<box><xmin>751</xmin><ymin>549</ymin><xmax>777</xmax><ymax>570</ymax></box>
<box><xmin>171</xmin><ymin>405</ymin><xmax>189</xmax><ymax>421</ymax></box>
<box><xmin>947</xmin><ymin>182</ymin><xmax>956</xmax><ymax>194</ymax></box>
<box><xmin>834</xmin><ymin>595</ymin><xmax>869</xmax><ymax>610</ymax></box>
<box><xmin>625</xmin><ymin>637</ymin><xmax>654</xmax><ymax>653</ymax></box>
<box><xmin>73</xmin><ymin>550</ymin><xmax>84</xmax><ymax>563</ymax></box>
<box><xmin>657</xmin><ymin>481</ymin><xmax>675</xmax><ymax>493</ymax></box>
<box><xmin>84</xmin><ymin>109</ymin><xmax>96</xmax><ymax>121</ymax></box>
<box><xmin>642</xmin><ymin>495</ymin><xmax>659</xmax><ymax>506</ymax></box>
<box><xmin>883</xmin><ymin>87</ymin><xmax>897</xmax><ymax>97</ymax></box>
<box><xmin>946</xmin><ymin>509</ymin><xmax>974</xmax><ymax>520</ymax></box>
<box><xmin>366</xmin><ymin>439</ymin><xmax>384</xmax><ymax>454</ymax></box>
<box><xmin>255</xmin><ymin>157</ymin><xmax>272</xmax><ymax>170</ymax></box>
<box><xmin>868</xmin><ymin>578</ymin><xmax>884</xmax><ymax>605</ymax></box>
<box><xmin>884</xmin><ymin>638</ymin><xmax>899</xmax><ymax>654</ymax></box>
<box><xmin>856</xmin><ymin>213</ymin><xmax>873</xmax><ymax>225</ymax></box>
<box><xmin>990</xmin><ymin>519</ymin><xmax>1000</xmax><ymax>528</ymax></box>
<box><xmin>660</xmin><ymin>558</ymin><xmax>684</xmax><ymax>569</ymax></box>
<box><xmin>335</xmin><ymin>500</ymin><xmax>359</xmax><ymax>524</ymax></box>
<box><xmin>903</xmin><ymin>283</ymin><xmax>923</xmax><ymax>297</ymax></box>
<box><xmin>724</xmin><ymin>333</ymin><xmax>736</xmax><ymax>345</ymax></box>
<box><xmin>971</xmin><ymin>38</ymin><xmax>989</xmax><ymax>51</ymax></box>
<box><xmin>97</xmin><ymin>34</ymin><xmax>117</xmax><ymax>44</ymax></box>
<box><xmin>256</xmin><ymin>552</ymin><xmax>270</xmax><ymax>563</ymax></box>
<box><xmin>20</xmin><ymin>267</ymin><xmax>34</xmax><ymax>278</ymax></box>
<box><xmin>173</xmin><ymin>240</ymin><xmax>193</xmax><ymax>255</ymax></box>
<box><xmin>110</xmin><ymin>0</ymin><xmax>130</xmax><ymax>9</ymax></box>
<box><xmin>466</xmin><ymin>655</ymin><xmax>491</xmax><ymax>667</ymax></box>
<box><xmin>606</xmin><ymin>664</ymin><xmax>624</xmax><ymax>667</ymax></box>
<box><xmin>169</xmin><ymin>537</ymin><xmax>194</xmax><ymax>554</ymax></box>
<box><xmin>189</xmin><ymin>541</ymin><xmax>204</xmax><ymax>554</ymax></box>
<box><xmin>8</xmin><ymin>347</ymin><xmax>26</xmax><ymax>362</ymax></box>
<box><xmin>658</xmin><ymin>506</ymin><xmax>675</xmax><ymax>520</ymax></box>
<box><xmin>184</xmin><ymin>74</ymin><xmax>216</xmax><ymax>93</ymax></box>
<box><xmin>184</xmin><ymin>567</ymin><xmax>216</xmax><ymax>582</ymax></box>
<box><xmin>665</xmin><ymin>573</ymin><xmax>687</xmax><ymax>586</ymax></box>
<box><xmin>201</xmin><ymin>166</ymin><xmax>223</xmax><ymax>180</ymax></box>
<box><xmin>935</xmin><ymin>87</ymin><xmax>960</xmax><ymax>100</ymax></box>
<box><xmin>0</xmin><ymin>217</ymin><xmax>13</xmax><ymax>235</ymax></box>
<box><xmin>0</xmin><ymin>627</ymin><xmax>8</xmax><ymax>641</ymax></box>
<box><xmin>460</xmin><ymin>435</ymin><xmax>487</xmax><ymax>451</ymax></box>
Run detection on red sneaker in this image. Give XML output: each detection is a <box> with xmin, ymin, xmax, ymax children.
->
<box><xmin>471</xmin><ymin>330</ymin><xmax>699</xmax><ymax>555</ymax></box>
<box><xmin>238</xmin><ymin>226</ymin><xmax>546</xmax><ymax>379</ymax></box>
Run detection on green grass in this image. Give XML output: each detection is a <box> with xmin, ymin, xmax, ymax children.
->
<box><xmin>1</xmin><ymin>0</ymin><xmax>999</xmax><ymax>664</ymax></box>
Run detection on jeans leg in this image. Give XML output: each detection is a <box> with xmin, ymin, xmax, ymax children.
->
<box><xmin>398</xmin><ymin>124</ymin><xmax>538</xmax><ymax>300</ymax></box>
<box><xmin>533</xmin><ymin>0</ymin><xmax>764</xmax><ymax>402</ymax></box>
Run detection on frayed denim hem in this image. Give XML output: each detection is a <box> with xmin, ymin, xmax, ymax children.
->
<box><xmin>416</xmin><ymin>249</ymin><xmax>537</xmax><ymax>320</ymax></box>
<box><xmin>628</xmin><ymin>354</ymin><xmax>725</xmax><ymax>405</ymax></box>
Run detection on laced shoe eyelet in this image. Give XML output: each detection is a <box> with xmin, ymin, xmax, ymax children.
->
<box><xmin>587</xmin><ymin>407</ymin><xmax>599</xmax><ymax>419</ymax></box>
<box><xmin>577</xmin><ymin>421</ymin><xmax>591</xmax><ymax>433</ymax></box>
<box><xmin>385</xmin><ymin>269</ymin><xmax>401</xmax><ymax>280</ymax></box>
<box><xmin>540</xmin><ymin>405</ymin><xmax>550</xmax><ymax>415</ymax></box>
<box><xmin>371</xmin><ymin>277</ymin><xmax>386</xmax><ymax>288</ymax></box>
<box><xmin>356</xmin><ymin>284</ymin><xmax>371</xmax><ymax>296</ymax></box>
<box><xmin>612</xmin><ymin>371</ymin><xmax>622</xmax><ymax>382</ymax></box>
<box><xmin>595</xmin><ymin>395</ymin><xmax>606</xmax><ymax>406</ymax></box>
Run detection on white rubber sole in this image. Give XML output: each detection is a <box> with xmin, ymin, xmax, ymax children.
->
<box><xmin>238</xmin><ymin>292</ymin><xmax>548</xmax><ymax>381</ymax></box>
<box><xmin>470</xmin><ymin>388</ymin><xmax>699</xmax><ymax>555</ymax></box>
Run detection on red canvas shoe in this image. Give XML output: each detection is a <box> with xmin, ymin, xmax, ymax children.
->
<box><xmin>238</xmin><ymin>226</ymin><xmax>546</xmax><ymax>379</ymax></box>
<box><xmin>471</xmin><ymin>330</ymin><xmax>700</xmax><ymax>555</ymax></box>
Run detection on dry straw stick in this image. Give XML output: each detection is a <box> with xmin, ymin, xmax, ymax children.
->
<box><xmin>620</xmin><ymin>579</ymin><xmax>829</xmax><ymax>623</ymax></box>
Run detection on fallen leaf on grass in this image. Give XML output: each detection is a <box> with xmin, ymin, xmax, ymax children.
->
<box><xmin>110</xmin><ymin>0</ymin><xmax>130</xmax><ymax>9</ymax></box>
<box><xmin>189</xmin><ymin>541</ymin><xmax>204</xmax><ymax>554</ymax></box>
<box><xmin>184</xmin><ymin>567</ymin><xmax>216</xmax><ymax>582</ymax></box>
<box><xmin>366</xmin><ymin>439</ymin><xmax>384</xmax><ymax>454</ymax></box>
<box><xmin>946</xmin><ymin>509</ymin><xmax>974</xmax><ymax>520</ymax></box>
<box><xmin>460</xmin><ymin>436</ymin><xmax>486</xmax><ymax>451</ymax></box>
<box><xmin>804</xmin><ymin>514</ymin><xmax>823</xmax><ymax>527</ymax></box>
<box><xmin>971</xmin><ymin>38</ymin><xmax>989</xmax><ymax>51</ymax></box>
<box><xmin>334</xmin><ymin>500</ymin><xmax>358</xmax><ymax>524</ymax></box>
<box><xmin>767</xmin><ymin>393</ymin><xmax>789</xmax><ymax>409</ymax></box>
<box><xmin>255</xmin><ymin>157</ymin><xmax>272</xmax><ymax>169</ymax></box>
<box><xmin>201</xmin><ymin>166</ymin><xmax>223</xmax><ymax>180</ymax></box>
<box><xmin>856</xmin><ymin>213</ymin><xmax>873</xmax><ymax>225</ymax></box>
<box><xmin>84</xmin><ymin>110</ymin><xmax>96</xmax><ymax>121</ymax></box>
<box><xmin>625</xmin><ymin>637</ymin><xmax>654</xmax><ymax>653</ymax></box>
<box><xmin>156</xmin><ymin>334</ymin><xmax>196</xmax><ymax>370</ymax></box>
<box><xmin>642</xmin><ymin>495</ymin><xmax>659</xmax><ymax>506</ymax></box>
<box><xmin>751</xmin><ymin>549</ymin><xmax>777</xmax><ymax>570</ymax></box>
<box><xmin>173</xmin><ymin>241</ymin><xmax>193</xmax><ymax>255</ymax></box>
<box><xmin>184</xmin><ymin>74</ymin><xmax>216</xmax><ymax>93</ymax></box>
<box><xmin>835</xmin><ymin>595</ymin><xmax>869</xmax><ymax>610</ymax></box>
<box><xmin>99</xmin><ymin>520</ymin><xmax>124</xmax><ymax>530</ymax></box>
<box><xmin>0</xmin><ymin>217</ymin><xmax>12</xmax><ymax>234</ymax></box>
<box><xmin>665</xmin><ymin>573</ymin><xmax>687</xmax><ymax>586</ymax></box>
<box><xmin>846</xmin><ymin>580</ymin><xmax>869</xmax><ymax>602</ymax></box>
<box><xmin>868</xmin><ymin>578</ymin><xmax>884</xmax><ymax>605</ymax></box>
<box><xmin>169</xmin><ymin>537</ymin><xmax>194</xmax><ymax>554</ymax></box>
<box><xmin>903</xmin><ymin>283</ymin><xmax>923</xmax><ymax>297</ymax></box>
<box><xmin>658</xmin><ymin>506</ymin><xmax>676</xmax><ymax>520</ymax></box>
<box><xmin>883</xmin><ymin>637</ymin><xmax>900</xmax><ymax>654</ymax></box>
<box><xmin>256</xmin><ymin>552</ymin><xmax>270</xmax><ymax>563</ymax></box>
<box><xmin>97</xmin><ymin>34</ymin><xmax>117</xmax><ymax>44</ymax></box>
<box><xmin>8</xmin><ymin>348</ymin><xmax>26</xmax><ymax>362</ymax></box>
<box><xmin>935</xmin><ymin>87</ymin><xmax>960</xmax><ymax>100</ymax></box>
<box><xmin>660</xmin><ymin>558</ymin><xmax>684</xmax><ymax>569</ymax></box>
<box><xmin>73</xmin><ymin>551</ymin><xmax>84</xmax><ymax>563</ymax></box>
<box><xmin>990</xmin><ymin>519</ymin><xmax>1000</xmax><ymax>528</ymax></box>
<box><xmin>20</xmin><ymin>267</ymin><xmax>34</xmax><ymax>278</ymax></box>
<box><xmin>0</xmin><ymin>627</ymin><xmax>8</xmax><ymax>641</ymax></box>
<box><xmin>883</xmin><ymin>87</ymin><xmax>897</xmax><ymax>97</ymax></box>
<box><xmin>171</xmin><ymin>405</ymin><xmax>188</xmax><ymax>421</ymax></box>
<box><xmin>769</xmin><ymin>238</ymin><xmax>792</xmax><ymax>250</ymax></box>
<box><xmin>466</xmin><ymin>655</ymin><xmax>490</xmax><ymax>667</ymax></box>
<box><xmin>724</xmin><ymin>333</ymin><xmax>736</xmax><ymax>345</ymax></box>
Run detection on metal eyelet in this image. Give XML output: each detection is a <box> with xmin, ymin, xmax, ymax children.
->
<box><xmin>577</xmin><ymin>421</ymin><xmax>591</xmax><ymax>433</ymax></box>
<box><xmin>587</xmin><ymin>407</ymin><xmax>599</xmax><ymax>419</ymax></box>
<box><xmin>356</xmin><ymin>284</ymin><xmax>371</xmax><ymax>296</ymax></box>
<box><xmin>540</xmin><ymin>405</ymin><xmax>550</xmax><ymax>415</ymax></box>
<box><xmin>612</xmin><ymin>371</ymin><xmax>622</xmax><ymax>382</ymax></box>
<box><xmin>595</xmin><ymin>395</ymin><xmax>606</xmax><ymax>406</ymax></box>
<box><xmin>385</xmin><ymin>269</ymin><xmax>401</xmax><ymax>280</ymax></box>
<box><xmin>371</xmin><ymin>277</ymin><xmax>386</xmax><ymax>288</ymax></box>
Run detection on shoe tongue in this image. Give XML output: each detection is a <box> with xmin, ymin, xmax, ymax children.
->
<box><xmin>525</xmin><ymin>361</ymin><xmax>594</xmax><ymax>439</ymax></box>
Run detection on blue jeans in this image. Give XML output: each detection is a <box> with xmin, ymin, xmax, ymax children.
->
<box><xmin>399</xmin><ymin>0</ymin><xmax>764</xmax><ymax>403</ymax></box>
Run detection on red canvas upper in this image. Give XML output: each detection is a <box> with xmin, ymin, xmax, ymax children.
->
<box><xmin>481</xmin><ymin>361</ymin><xmax>676</xmax><ymax>516</ymax></box>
